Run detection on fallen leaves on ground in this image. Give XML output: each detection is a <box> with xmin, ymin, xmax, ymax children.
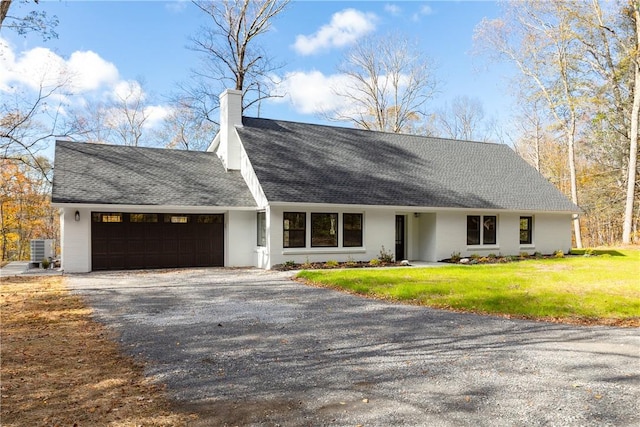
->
<box><xmin>0</xmin><ymin>276</ymin><xmax>196</xmax><ymax>426</ymax></box>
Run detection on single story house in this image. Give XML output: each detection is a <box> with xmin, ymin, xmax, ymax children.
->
<box><xmin>51</xmin><ymin>89</ymin><xmax>580</xmax><ymax>272</ymax></box>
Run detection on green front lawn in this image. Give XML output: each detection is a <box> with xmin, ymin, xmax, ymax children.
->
<box><xmin>296</xmin><ymin>249</ymin><xmax>640</xmax><ymax>326</ymax></box>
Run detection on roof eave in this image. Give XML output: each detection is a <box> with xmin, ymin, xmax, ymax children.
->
<box><xmin>51</xmin><ymin>202</ymin><xmax>257</xmax><ymax>211</ymax></box>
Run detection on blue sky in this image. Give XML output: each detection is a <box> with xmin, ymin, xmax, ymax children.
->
<box><xmin>1</xmin><ymin>0</ymin><xmax>513</xmax><ymax>151</ymax></box>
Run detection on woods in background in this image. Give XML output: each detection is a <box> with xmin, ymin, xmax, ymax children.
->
<box><xmin>475</xmin><ymin>0</ymin><xmax>639</xmax><ymax>247</ymax></box>
<box><xmin>1</xmin><ymin>0</ymin><xmax>637</xmax><ymax>261</ymax></box>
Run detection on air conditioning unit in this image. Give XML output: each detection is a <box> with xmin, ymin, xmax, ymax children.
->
<box><xmin>30</xmin><ymin>239</ymin><xmax>55</xmax><ymax>263</ymax></box>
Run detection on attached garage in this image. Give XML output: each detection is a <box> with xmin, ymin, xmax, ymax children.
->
<box><xmin>91</xmin><ymin>212</ymin><xmax>224</xmax><ymax>270</ymax></box>
<box><xmin>51</xmin><ymin>141</ymin><xmax>257</xmax><ymax>273</ymax></box>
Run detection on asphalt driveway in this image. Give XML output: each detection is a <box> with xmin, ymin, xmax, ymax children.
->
<box><xmin>65</xmin><ymin>268</ymin><xmax>639</xmax><ymax>427</ymax></box>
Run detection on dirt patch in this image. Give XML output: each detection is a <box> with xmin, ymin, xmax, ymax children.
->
<box><xmin>0</xmin><ymin>276</ymin><xmax>196</xmax><ymax>426</ymax></box>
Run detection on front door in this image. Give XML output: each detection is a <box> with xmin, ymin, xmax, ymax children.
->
<box><xmin>395</xmin><ymin>215</ymin><xmax>405</xmax><ymax>261</ymax></box>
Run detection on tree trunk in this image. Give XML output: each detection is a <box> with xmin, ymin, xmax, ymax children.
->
<box><xmin>567</xmin><ymin>125</ymin><xmax>583</xmax><ymax>248</ymax></box>
<box><xmin>0</xmin><ymin>0</ymin><xmax>12</xmax><ymax>28</ymax></box>
<box><xmin>623</xmin><ymin>2</ymin><xmax>640</xmax><ymax>244</ymax></box>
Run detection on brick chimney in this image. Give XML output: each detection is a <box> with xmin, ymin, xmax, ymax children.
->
<box><xmin>217</xmin><ymin>89</ymin><xmax>243</xmax><ymax>170</ymax></box>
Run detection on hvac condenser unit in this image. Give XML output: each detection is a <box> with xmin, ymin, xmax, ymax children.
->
<box><xmin>30</xmin><ymin>239</ymin><xmax>55</xmax><ymax>263</ymax></box>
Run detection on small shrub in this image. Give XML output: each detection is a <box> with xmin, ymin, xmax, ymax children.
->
<box><xmin>369</xmin><ymin>258</ymin><xmax>381</xmax><ymax>266</ymax></box>
<box><xmin>533</xmin><ymin>251</ymin><xmax>543</xmax><ymax>258</ymax></box>
<box><xmin>301</xmin><ymin>257</ymin><xmax>313</xmax><ymax>269</ymax></box>
<box><xmin>378</xmin><ymin>246</ymin><xmax>394</xmax><ymax>263</ymax></box>
<box><xmin>470</xmin><ymin>253</ymin><xmax>481</xmax><ymax>260</ymax></box>
<box><xmin>554</xmin><ymin>250</ymin><xmax>565</xmax><ymax>258</ymax></box>
<box><xmin>324</xmin><ymin>260</ymin><xmax>339</xmax><ymax>268</ymax></box>
<box><xmin>283</xmin><ymin>260</ymin><xmax>297</xmax><ymax>268</ymax></box>
<box><xmin>519</xmin><ymin>251</ymin><xmax>529</xmax><ymax>258</ymax></box>
<box><xmin>487</xmin><ymin>253</ymin><xmax>497</xmax><ymax>259</ymax></box>
<box><xmin>450</xmin><ymin>252</ymin><xmax>461</xmax><ymax>263</ymax></box>
<box><xmin>41</xmin><ymin>258</ymin><xmax>51</xmax><ymax>269</ymax></box>
<box><xmin>345</xmin><ymin>256</ymin><xmax>357</xmax><ymax>267</ymax></box>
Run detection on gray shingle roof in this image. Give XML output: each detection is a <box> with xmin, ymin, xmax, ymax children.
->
<box><xmin>237</xmin><ymin>117</ymin><xmax>580</xmax><ymax>212</ymax></box>
<box><xmin>52</xmin><ymin>140</ymin><xmax>256</xmax><ymax>207</ymax></box>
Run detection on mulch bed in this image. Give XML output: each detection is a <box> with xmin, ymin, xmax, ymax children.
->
<box><xmin>273</xmin><ymin>261</ymin><xmax>408</xmax><ymax>271</ymax></box>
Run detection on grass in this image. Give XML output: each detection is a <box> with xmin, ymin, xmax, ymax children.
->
<box><xmin>0</xmin><ymin>276</ymin><xmax>196</xmax><ymax>426</ymax></box>
<box><xmin>296</xmin><ymin>248</ymin><xmax>640</xmax><ymax>326</ymax></box>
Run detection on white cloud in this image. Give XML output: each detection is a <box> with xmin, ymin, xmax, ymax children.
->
<box><xmin>420</xmin><ymin>5</ymin><xmax>434</xmax><ymax>16</ymax></box>
<box><xmin>0</xmin><ymin>37</ymin><xmax>119</xmax><ymax>94</ymax></box>
<box><xmin>412</xmin><ymin>4</ymin><xmax>434</xmax><ymax>21</ymax></box>
<box><xmin>67</xmin><ymin>51</ymin><xmax>119</xmax><ymax>92</ymax></box>
<box><xmin>144</xmin><ymin>105</ymin><xmax>172</xmax><ymax>129</ymax></box>
<box><xmin>293</xmin><ymin>9</ymin><xmax>377</xmax><ymax>55</ymax></box>
<box><xmin>273</xmin><ymin>69</ymin><xmax>420</xmax><ymax>121</ymax></box>
<box><xmin>112</xmin><ymin>80</ymin><xmax>145</xmax><ymax>102</ymax></box>
<box><xmin>165</xmin><ymin>0</ymin><xmax>189</xmax><ymax>13</ymax></box>
<box><xmin>272</xmin><ymin>70</ymin><xmax>353</xmax><ymax>116</ymax></box>
<box><xmin>384</xmin><ymin>4</ymin><xmax>402</xmax><ymax>16</ymax></box>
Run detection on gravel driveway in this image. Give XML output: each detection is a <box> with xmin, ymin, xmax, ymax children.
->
<box><xmin>65</xmin><ymin>268</ymin><xmax>639</xmax><ymax>427</ymax></box>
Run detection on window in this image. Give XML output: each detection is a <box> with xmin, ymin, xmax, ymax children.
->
<box><xmin>129</xmin><ymin>213</ymin><xmax>158</xmax><ymax>223</ymax></box>
<box><xmin>283</xmin><ymin>212</ymin><xmax>305</xmax><ymax>248</ymax></box>
<box><xmin>343</xmin><ymin>213</ymin><xmax>363</xmax><ymax>247</ymax></box>
<box><xmin>92</xmin><ymin>212</ymin><xmax>122</xmax><ymax>223</ymax></box>
<box><xmin>520</xmin><ymin>216</ymin><xmax>533</xmax><ymax>244</ymax></box>
<box><xmin>165</xmin><ymin>214</ymin><xmax>189</xmax><ymax>223</ymax></box>
<box><xmin>311</xmin><ymin>213</ymin><xmax>338</xmax><ymax>247</ymax></box>
<box><xmin>467</xmin><ymin>215</ymin><xmax>497</xmax><ymax>245</ymax></box>
<box><xmin>197</xmin><ymin>215</ymin><xmax>223</xmax><ymax>224</ymax></box>
<box><xmin>483</xmin><ymin>216</ymin><xmax>497</xmax><ymax>244</ymax></box>
<box><xmin>257</xmin><ymin>211</ymin><xmax>266</xmax><ymax>246</ymax></box>
<box><xmin>467</xmin><ymin>216</ymin><xmax>480</xmax><ymax>245</ymax></box>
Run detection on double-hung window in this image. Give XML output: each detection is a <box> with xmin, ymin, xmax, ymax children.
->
<box><xmin>283</xmin><ymin>212</ymin><xmax>306</xmax><ymax>248</ymax></box>
<box><xmin>311</xmin><ymin>213</ymin><xmax>338</xmax><ymax>247</ymax></box>
<box><xmin>467</xmin><ymin>215</ymin><xmax>497</xmax><ymax>245</ymax></box>
<box><xmin>343</xmin><ymin>213</ymin><xmax>363</xmax><ymax>247</ymax></box>
<box><xmin>257</xmin><ymin>211</ymin><xmax>266</xmax><ymax>246</ymax></box>
<box><xmin>520</xmin><ymin>216</ymin><xmax>533</xmax><ymax>245</ymax></box>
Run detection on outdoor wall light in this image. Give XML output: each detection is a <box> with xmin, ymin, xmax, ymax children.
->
<box><xmin>75</xmin><ymin>211</ymin><xmax>80</xmax><ymax>222</ymax></box>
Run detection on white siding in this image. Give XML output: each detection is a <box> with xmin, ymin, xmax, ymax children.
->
<box><xmin>217</xmin><ymin>89</ymin><xmax>243</xmax><ymax>170</ymax></box>
<box><xmin>434</xmin><ymin>211</ymin><xmax>574</xmax><ymax>261</ymax></box>
<box><xmin>59</xmin><ymin>207</ymin><xmax>91</xmax><ymax>273</ymax></box>
<box><xmin>239</xmin><ymin>142</ymin><xmax>268</xmax><ymax>208</ymax></box>
<box><xmin>530</xmin><ymin>213</ymin><xmax>573</xmax><ymax>255</ymax></box>
<box><xmin>226</xmin><ymin>210</ymin><xmax>255</xmax><ymax>267</ymax></box>
<box><xmin>266</xmin><ymin>206</ymin><xmax>396</xmax><ymax>268</ymax></box>
<box><xmin>416</xmin><ymin>213</ymin><xmax>437</xmax><ymax>262</ymax></box>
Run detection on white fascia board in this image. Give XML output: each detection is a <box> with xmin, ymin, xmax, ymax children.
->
<box><xmin>206</xmin><ymin>132</ymin><xmax>221</xmax><ymax>152</ymax></box>
<box><xmin>266</xmin><ymin>201</ymin><xmax>579</xmax><ymax>214</ymax></box>
<box><xmin>50</xmin><ymin>203</ymin><xmax>257</xmax><ymax>212</ymax></box>
<box><xmin>238</xmin><ymin>134</ymin><xmax>269</xmax><ymax>209</ymax></box>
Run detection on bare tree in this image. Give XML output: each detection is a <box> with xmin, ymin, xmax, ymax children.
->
<box><xmin>626</xmin><ymin>2</ymin><xmax>640</xmax><ymax>244</ymax></box>
<box><xmin>0</xmin><ymin>0</ymin><xmax>58</xmax><ymax>40</ymax></box>
<box><xmin>327</xmin><ymin>34</ymin><xmax>439</xmax><ymax>134</ymax></box>
<box><xmin>475</xmin><ymin>1</ymin><xmax>588</xmax><ymax>247</ymax></box>
<box><xmin>154</xmin><ymin>98</ymin><xmax>215</xmax><ymax>151</ymax></box>
<box><xmin>434</xmin><ymin>96</ymin><xmax>487</xmax><ymax>141</ymax></box>
<box><xmin>188</xmin><ymin>0</ymin><xmax>290</xmax><ymax>114</ymax></box>
<box><xmin>70</xmin><ymin>81</ymin><xmax>153</xmax><ymax>147</ymax></box>
<box><xmin>511</xmin><ymin>99</ymin><xmax>548</xmax><ymax>172</ymax></box>
<box><xmin>1</xmin><ymin>77</ymin><xmax>73</xmax><ymax>181</ymax></box>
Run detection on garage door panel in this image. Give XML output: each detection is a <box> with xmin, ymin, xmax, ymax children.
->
<box><xmin>92</xmin><ymin>213</ymin><xmax>224</xmax><ymax>271</ymax></box>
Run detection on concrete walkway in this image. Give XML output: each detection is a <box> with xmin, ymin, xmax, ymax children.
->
<box><xmin>0</xmin><ymin>261</ymin><xmax>64</xmax><ymax>278</ymax></box>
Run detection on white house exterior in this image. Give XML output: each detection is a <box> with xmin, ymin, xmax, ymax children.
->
<box><xmin>52</xmin><ymin>89</ymin><xmax>579</xmax><ymax>273</ymax></box>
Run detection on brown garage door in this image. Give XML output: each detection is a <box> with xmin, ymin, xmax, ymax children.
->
<box><xmin>91</xmin><ymin>212</ymin><xmax>224</xmax><ymax>271</ymax></box>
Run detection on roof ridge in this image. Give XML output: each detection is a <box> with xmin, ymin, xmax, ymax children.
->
<box><xmin>55</xmin><ymin>140</ymin><xmax>219</xmax><ymax>154</ymax></box>
<box><xmin>241</xmin><ymin>116</ymin><xmax>500</xmax><ymax>146</ymax></box>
